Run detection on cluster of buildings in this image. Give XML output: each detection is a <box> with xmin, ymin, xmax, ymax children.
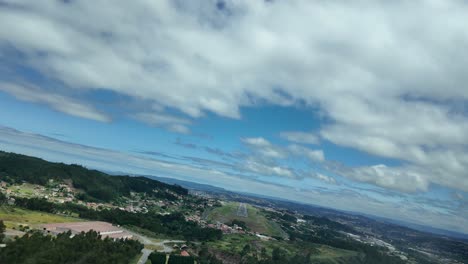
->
<box><xmin>207</xmin><ymin>221</ymin><xmax>246</xmax><ymax>234</ymax></box>
<box><xmin>0</xmin><ymin>180</ymin><xmax>76</xmax><ymax>204</ymax></box>
<box><xmin>46</xmin><ymin>182</ymin><xmax>75</xmax><ymax>201</ymax></box>
<box><xmin>343</xmin><ymin>232</ymin><xmax>408</xmax><ymax>261</ymax></box>
<box><xmin>185</xmin><ymin>210</ymin><xmax>249</xmax><ymax>235</ymax></box>
<box><xmin>0</xmin><ymin>181</ymin><xmax>15</xmax><ymax>205</ymax></box>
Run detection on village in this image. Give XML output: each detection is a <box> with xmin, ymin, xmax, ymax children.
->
<box><xmin>0</xmin><ymin>180</ymin><xmax>208</xmax><ymax>215</ymax></box>
<box><xmin>0</xmin><ymin>179</ymin><xmax>253</xmax><ymax>237</ymax></box>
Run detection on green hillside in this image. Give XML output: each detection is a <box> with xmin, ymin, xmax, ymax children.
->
<box><xmin>0</xmin><ymin>151</ymin><xmax>187</xmax><ymax>202</ymax></box>
<box><xmin>204</xmin><ymin>202</ymin><xmax>286</xmax><ymax>238</ymax></box>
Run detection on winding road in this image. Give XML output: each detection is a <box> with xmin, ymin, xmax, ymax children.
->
<box><xmin>122</xmin><ymin>227</ymin><xmax>185</xmax><ymax>264</ymax></box>
<box><xmin>137</xmin><ymin>249</ymin><xmax>153</xmax><ymax>264</ymax></box>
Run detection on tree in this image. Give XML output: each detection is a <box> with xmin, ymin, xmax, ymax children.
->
<box><xmin>0</xmin><ymin>220</ymin><xmax>5</xmax><ymax>242</ymax></box>
<box><xmin>149</xmin><ymin>252</ymin><xmax>167</xmax><ymax>264</ymax></box>
<box><xmin>272</xmin><ymin>247</ymin><xmax>287</xmax><ymax>263</ymax></box>
<box><xmin>0</xmin><ymin>230</ymin><xmax>143</xmax><ymax>264</ymax></box>
<box><xmin>241</xmin><ymin>244</ymin><xmax>251</xmax><ymax>257</ymax></box>
<box><xmin>168</xmin><ymin>255</ymin><xmax>195</xmax><ymax>264</ymax></box>
<box><xmin>0</xmin><ymin>192</ymin><xmax>6</xmax><ymax>204</ymax></box>
<box><xmin>260</xmin><ymin>247</ymin><xmax>268</xmax><ymax>260</ymax></box>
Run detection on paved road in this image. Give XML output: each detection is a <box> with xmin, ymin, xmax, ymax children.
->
<box><xmin>237</xmin><ymin>203</ymin><xmax>248</xmax><ymax>217</ymax></box>
<box><xmin>122</xmin><ymin>227</ymin><xmax>185</xmax><ymax>251</ymax></box>
<box><xmin>137</xmin><ymin>248</ymin><xmax>153</xmax><ymax>264</ymax></box>
<box><xmin>122</xmin><ymin>227</ymin><xmax>185</xmax><ymax>263</ymax></box>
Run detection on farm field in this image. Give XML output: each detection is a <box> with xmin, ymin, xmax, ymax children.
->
<box><xmin>0</xmin><ymin>205</ymin><xmax>84</xmax><ymax>229</ymax></box>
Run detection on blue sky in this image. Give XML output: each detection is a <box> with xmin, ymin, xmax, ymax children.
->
<box><xmin>0</xmin><ymin>0</ymin><xmax>467</xmax><ymax>233</ymax></box>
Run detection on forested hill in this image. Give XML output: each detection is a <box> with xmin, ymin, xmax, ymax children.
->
<box><xmin>0</xmin><ymin>151</ymin><xmax>188</xmax><ymax>201</ymax></box>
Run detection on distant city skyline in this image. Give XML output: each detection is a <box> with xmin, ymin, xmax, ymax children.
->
<box><xmin>0</xmin><ymin>1</ymin><xmax>467</xmax><ymax>234</ymax></box>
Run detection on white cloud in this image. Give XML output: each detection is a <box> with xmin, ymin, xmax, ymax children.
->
<box><xmin>239</xmin><ymin>137</ymin><xmax>327</xmax><ymax>179</ymax></box>
<box><xmin>243</xmin><ymin>158</ymin><xmax>295</xmax><ymax>179</ymax></box>
<box><xmin>1</xmin><ymin>0</ymin><xmax>468</xmax><ymax>192</ymax></box>
<box><xmin>134</xmin><ymin>112</ymin><xmax>191</xmax><ymax>134</ymax></box>
<box><xmin>340</xmin><ymin>164</ymin><xmax>429</xmax><ymax>193</ymax></box>
<box><xmin>288</xmin><ymin>144</ymin><xmax>325</xmax><ymax>163</ymax></box>
<box><xmin>242</xmin><ymin>137</ymin><xmax>272</xmax><ymax>148</ymax></box>
<box><xmin>241</xmin><ymin>137</ymin><xmax>286</xmax><ymax>159</ymax></box>
<box><xmin>316</xmin><ymin>173</ymin><xmax>337</xmax><ymax>185</ymax></box>
<box><xmin>0</xmin><ymin>82</ymin><xmax>110</xmax><ymax>122</ymax></box>
<box><xmin>280</xmin><ymin>131</ymin><xmax>320</xmax><ymax>145</ymax></box>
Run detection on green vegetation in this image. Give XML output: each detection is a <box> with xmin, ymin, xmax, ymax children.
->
<box><xmin>230</xmin><ymin>219</ymin><xmax>248</xmax><ymax>230</ymax></box>
<box><xmin>130</xmin><ymin>252</ymin><xmax>145</xmax><ymax>264</ymax></box>
<box><xmin>168</xmin><ymin>255</ymin><xmax>196</xmax><ymax>264</ymax></box>
<box><xmin>149</xmin><ymin>252</ymin><xmax>167</xmax><ymax>264</ymax></box>
<box><xmin>0</xmin><ymin>205</ymin><xmax>83</xmax><ymax>229</ymax></box>
<box><xmin>0</xmin><ymin>220</ymin><xmax>5</xmax><ymax>242</ymax></box>
<box><xmin>205</xmin><ymin>234</ymin><xmax>359</xmax><ymax>264</ymax></box>
<box><xmin>13</xmin><ymin>197</ymin><xmax>222</xmax><ymax>241</ymax></box>
<box><xmin>205</xmin><ymin>202</ymin><xmax>285</xmax><ymax>238</ymax></box>
<box><xmin>207</xmin><ymin>234</ymin><xmax>257</xmax><ymax>253</ymax></box>
<box><xmin>149</xmin><ymin>252</ymin><xmax>196</xmax><ymax>264</ymax></box>
<box><xmin>0</xmin><ymin>230</ymin><xmax>142</xmax><ymax>264</ymax></box>
<box><xmin>287</xmin><ymin>228</ymin><xmax>406</xmax><ymax>264</ymax></box>
<box><xmin>0</xmin><ymin>151</ymin><xmax>187</xmax><ymax>202</ymax></box>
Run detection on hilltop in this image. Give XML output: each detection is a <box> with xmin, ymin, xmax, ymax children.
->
<box><xmin>0</xmin><ymin>151</ymin><xmax>187</xmax><ymax>202</ymax></box>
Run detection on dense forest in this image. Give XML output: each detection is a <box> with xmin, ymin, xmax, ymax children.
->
<box><xmin>13</xmin><ymin>197</ymin><xmax>222</xmax><ymax>241</ymax></box>
<box><xmin>0</xmin><ymin>230</ymin><xmax>143</xmax><ymax>264</ymax></box>
<box><xmin>0</xmin><ymin>151</ymin><xmax>187</xmax><ymax>201</ymax></box>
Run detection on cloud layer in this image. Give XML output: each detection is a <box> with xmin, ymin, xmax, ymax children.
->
<box><xmin>1</xmin><ymin>1</ymin><xmax>468</xmax><ymax>195</ymax></box>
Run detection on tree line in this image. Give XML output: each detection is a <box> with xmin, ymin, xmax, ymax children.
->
<box><xmin>0</xmin><ymin>230</ymin><xmax>142</xmax><ymax>264</ymax></box>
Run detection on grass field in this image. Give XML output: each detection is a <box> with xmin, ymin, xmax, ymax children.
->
<box><xmin>309</xmin><ymin>245</ymin><xmax>360</xmax><ymax>264</ymax></box>
<box><xmin>204</xmin><ymin>202</ymin><xmax>286</xmax><ymax>238</ymax></box>
<box><xmin>0</xmin><ymin>206</ymin><xmax>84</xmax><ymax>229</ymax></box>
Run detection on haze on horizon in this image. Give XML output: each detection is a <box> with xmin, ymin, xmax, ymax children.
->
<box><xmin>0</xmin><ymin>0</ymin><xmax>467</xmax><ymax>234</ymax></box>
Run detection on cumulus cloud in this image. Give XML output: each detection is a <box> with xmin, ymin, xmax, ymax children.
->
<box><xmin>340</xmin><ymin>164</ymin><xmax>429</xmax><ymax>193</ymax></box>
<box><xmin>239</xmin><ymin>137</ymin><xmax>327</xmax><ymax>180</ymax></box>
<box><xmin>287</xmin><ymin>144</ymin><xmax>325</xmax><ymax>163</ymax></box>
<box><xmin>280</xmin><ymin>131</ymin><xmax>320</xmax><ymax>145</ymax></box>
<box><xmin>1</xmin><ymin>0</ymin><xmax>468</xmax><ymax>192</ymax></box>
<box><xmin>241</xmin><ymin>137</ymin><xmax>287</xmax><ymax>159</ymax></box>
<box><xmin>242</xmin><ymin>137</ymin><xmax>325</xmax><ymax>164</ymax></box>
